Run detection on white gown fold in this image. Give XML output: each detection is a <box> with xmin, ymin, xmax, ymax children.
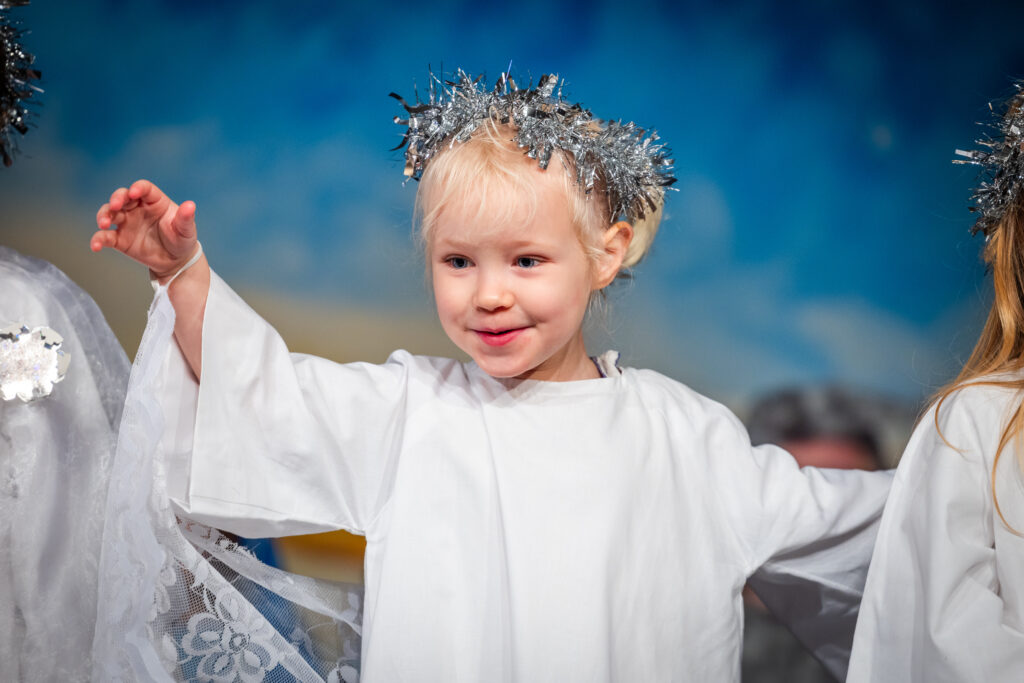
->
<box><xmin>0</xmin><ymin>247</ymin><xmax>129</xmax><ymax>681</ymax></box>
<box><xmin>160</xmin><ymin>270</ymin><xmax>893</xmax><ymax>683</ymax></box>
<box><xmin>848</xmin><ymin>381</ymin><xmax>1024</xmax><ymax>683</ymax></box>
<box><xmin>0</xmin><ymin>248</ymin><xmax>363</xmax><ymax>683</ymax></box>
<box><xmin>93</xmin><ymin>281</ymin><xmax>363</xmax><ymax>683</ymax></box>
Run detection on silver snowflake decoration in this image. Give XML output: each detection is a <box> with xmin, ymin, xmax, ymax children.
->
<box><xmin>0</xmin><ymin>323</ymin><xmax>69</xmax><ymax>402</ymax></box>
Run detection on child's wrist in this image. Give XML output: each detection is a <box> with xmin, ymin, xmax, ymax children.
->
<box><xmin>150</xmin><ymin>242</ymin><xmax>204</xmax><ymax>291</ymax></box>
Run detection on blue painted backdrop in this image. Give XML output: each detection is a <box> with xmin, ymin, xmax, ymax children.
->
<box><xmin>3</xmin><ymin>0</ymin><xmax>1023</xmax><ymax>405</ymax></box>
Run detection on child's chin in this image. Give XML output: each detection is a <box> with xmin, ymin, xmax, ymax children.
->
<box><xmin>473</xmin><ymin>356</ymin><xmax>533</xmax><ymax>379</ymax></box>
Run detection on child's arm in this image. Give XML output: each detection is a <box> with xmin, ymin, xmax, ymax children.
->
<box><xmin>153</xmin><ymin>271</ymin><xmax>414</xmax><ymax>539</ymax></box>
<box><xmin>694</xmin><ymin>395</ymin><xmax>892</xmax><ymax>679</ymax></box>
<box><xmin>92</xmin><ymin>179</ymin><xmax>208</xmax><ymax>377</ymax></box>
<box><xmin>740</xmin><ymin>463</ymin><xmax>891</xmax><ymax>679</ymax></box>
<box><xmin>92</xmin><ymin>181</ymin><xmax>409</xmax><ymax>540</ymax></box>
<box><xmin>92</xmin><ymin>180</ymin><xmax>411</xmax><ymax>540</ymax></box>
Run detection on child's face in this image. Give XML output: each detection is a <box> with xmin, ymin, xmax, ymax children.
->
<box><xmin>429</xmin><ymin>170</ymin><xmax>602</xmax><ymax>381</ymax></box>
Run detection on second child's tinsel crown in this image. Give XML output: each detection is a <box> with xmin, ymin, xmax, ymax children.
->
<box><xmin>390</xmin><ymin>69</ymin><xmax>676</xmax><ymax>222</ymax></box>
<box><xmin>954</xmin><ymin>80</ymin><xmax>1024</xmax><ymax>238</ymax></box>
<box><xmin>1</xmin><ymin>0</ymin><xmax>41</xmax><ymax>168</ymax></box>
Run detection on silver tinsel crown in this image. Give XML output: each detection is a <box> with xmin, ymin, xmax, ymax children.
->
<box><xmin>391</xmin><ymin>69</ymin><xmax>675</xmax><ymax>222</ymax></box>
<box><xmin>1</xmin><ymin>0</ymin><xmax>40</xmax><ymax>168</ymax></box>
<box><xmin>954</xmin><ymin>80</ymin><xmax>1024</xmax><ymax>237</ymax></box>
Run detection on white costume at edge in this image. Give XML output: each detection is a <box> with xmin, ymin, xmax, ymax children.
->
<box><xmin>1</xmin><ymin>247</ymin><xmax>362</xmax><ymax>681</ymax></box>
<box><xmin>160</xmin><ymin>271</ymin><xmax>892</xmax><ymax>683</ymax></box>
<box><xmin>0</xmin><ymin>247</ymin><xmax>129</xmax><ymax>680</ymax></box>
<box><xmin>849</xmin><ymin>381</ymin><xmax>1024</xmax><ymax>683</ymax></box>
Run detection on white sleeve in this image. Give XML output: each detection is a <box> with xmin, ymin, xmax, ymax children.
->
<box><xmin>743</xmin><ymin>463</ymin><xmax>892</xmax><ymax>681</ymax></box>
<box><xmin>702</xmin><ymin>399</ymin><xmax>892</xmax><ymax>679</ymax></box>
<box><xmin>848</xmin><ymin>387</ymin><xmax>1024</xmax><ymax>683</ymax></box>
<box><xmin>160</xmin><ymin>271</ymin><xmax>411</xmax><ymax>538</ymax></box>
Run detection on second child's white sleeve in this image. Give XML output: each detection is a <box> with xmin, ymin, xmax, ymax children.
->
<box><xmin>700</xmin><ymin>399</ymin><xmax>893</xmax><ymax>680</ymax></box>
<box><xmin>161</xmin><ymin>271</ymin><xmax>412</xmax><ymax>539</ymax></box>
<box><xmin>847</xmin><ymin>387</ymin><xmax>1024</xmax><ymax>683</ymax></box>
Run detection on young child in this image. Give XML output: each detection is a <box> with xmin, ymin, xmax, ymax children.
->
<box><xmin>847</xmin><ymin>82</ymin><xmax>1024</xmax><ymax>683</ymax></box>
<box><xmin>93</xmin><ymin>71</ymin><xmax>890</xmax><ymax>682</ymax></box>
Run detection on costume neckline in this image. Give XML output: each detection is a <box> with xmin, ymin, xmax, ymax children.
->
<box><xmin>466</xmin><ymin>350</ymin><xmax>624</xmax><ymax>399</ymax></box>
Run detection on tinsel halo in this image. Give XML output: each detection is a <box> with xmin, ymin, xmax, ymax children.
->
<box><xmin>391</xmin><ymin>69</ymin><xmax>676</xmax><ymax>222</ymax></box>
<box><xmin>1</xmin><ymin>0</ymin><xmax>41</xmax><ymax>167</ymax></box>
<box><xmin>954</xmin><ymin>80</ymin><xmax>1024</xmax><ymax>237</ymax></box>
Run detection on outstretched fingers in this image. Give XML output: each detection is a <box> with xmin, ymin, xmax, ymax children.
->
<box><xmin>127</xmin><ymin>178</ymin><xmax>157</xmax><ymax>202</ymax></box>
<box><xmin>95</xmin><ymin>203</ymin><xmax>111</xmax><ymax>230</ymax></box>
<box><xmin>108</xmin><ymin>180</ymin><xmax>161</xmax><ymax>218</ymax></box>
<box><xmin>106</xmin><ymin>186</ymin><xmax>130</xmax><ymax>213</ymax></box>
<box><xmin>89</xmin><ymin>227</ymin><xmax>119</xmax><ymax>253</ymax></box>
<box><xmin>96</xmin><ymin>201</ymin><xmax>127</xmax><ymax>231</ymax></box>
<box><xmin>91</xmin><ymin>180</ymin><xmax>199</xmax><ymax>270</ymax></box>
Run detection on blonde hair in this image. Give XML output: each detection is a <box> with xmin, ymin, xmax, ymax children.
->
<box><xmin>415</xmin><ymin>118</ymin><xmax>663</xmax><ymax>279</ymax></box>
<box><xmin>934</xmin><ymin>92</ymin><xmax>1024</xmax><ymax>531</ymax></box>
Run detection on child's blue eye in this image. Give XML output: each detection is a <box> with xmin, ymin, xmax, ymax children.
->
<box><xmin>516</xmin><ymin>257</ymin><xmax>540</xmax><ymax>269</ymax></box>
<box><xmin>447</xmin><ymin>256</ymin><xmax>470</xmax><ymax>269</ymax></box>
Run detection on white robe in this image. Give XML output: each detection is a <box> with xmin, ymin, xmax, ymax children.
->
<box><xmin>849</xmin><ymin>380</ymin><xmax>1024</xmax><ymax>683</ymax></box>
<box><xmin>162</xmin><ymin>271</ymin><xmax>892</xmax><ymax>683</ymax></box>
<box><xmin>0</xmin><ymin>247</ymin><xmax>130</xmax><ymax>681</ymax></box>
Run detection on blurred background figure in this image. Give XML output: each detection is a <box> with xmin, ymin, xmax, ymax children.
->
<box><xmin>745</xmin><ymin>385</ymin><xmax>912</xmax><ymax>471</ymax></box>
<box><xmin>740</xmin><ymin>385</ymin><xmax>912</xmax><ymax>683</ymax></box>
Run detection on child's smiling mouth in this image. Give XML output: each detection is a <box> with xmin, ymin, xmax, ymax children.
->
<box><xmin>474</xmin><ymin>327</ymin><xmax>527</xmax><ymax>347</ymax></box>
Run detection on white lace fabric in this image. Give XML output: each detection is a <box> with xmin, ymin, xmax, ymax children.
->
<box><xmin>0</xmin><ymin>247</ymin><xmax>129</xmax><ymax>681</ymax></box>
<box><xmin>95</xmin><ymin>288</ymin><xmax>364</xmax><ymax>683</ymax></box>
<box><xmin>0</xmin><ymin>247</ymin><xmax>362</xmax><ymax>682</ymax></box>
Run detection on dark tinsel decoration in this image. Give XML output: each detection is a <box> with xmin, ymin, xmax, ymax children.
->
<box><xmin>1</xmin><ymin>0</ymin><xmax>41</xmax><ymax>167</ymax></box>
<box><xmin>954</xmin><ymin>80</ymin><xmax>1024</xmax><ymax>237</ymax></box>
<box><xmin>391</xmin><ymin>69</ymin><xmax>675</xmax><ymax>222</ymax></box>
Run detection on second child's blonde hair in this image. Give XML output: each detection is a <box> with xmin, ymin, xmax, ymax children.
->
<box><xmin>415</xmin><ymin>118</ymin><xmax>663</xmax><ymax>278</ymax></box>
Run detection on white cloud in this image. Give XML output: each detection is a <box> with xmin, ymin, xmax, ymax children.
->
<box><xmin>795</xmin><ymin>298</ymin><xmax>947</xmax><ymax>394</ymax></box>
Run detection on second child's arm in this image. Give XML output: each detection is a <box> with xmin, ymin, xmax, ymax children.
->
<box><xmin>92</xmin><ymin>179</ymin><xmax>208</xmax><ymax>377</ymax></box>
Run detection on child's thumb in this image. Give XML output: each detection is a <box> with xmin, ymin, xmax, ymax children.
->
<box><xmin>171</xmin><ymin>200</ymin><xmax>198</xmax><ymax>241</ymax></box>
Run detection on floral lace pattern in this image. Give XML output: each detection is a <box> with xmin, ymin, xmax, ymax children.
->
<box><xmin>181</xmin><ymin>593</ymin><xmax>281</xmax><ymax>682</ymax></box>
<box><xmin>92</xmin><ymin>291</ymin><xmax>363</xmax><ymax>682</ymax></box>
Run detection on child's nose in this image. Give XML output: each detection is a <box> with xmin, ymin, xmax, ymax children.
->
<box><xmin>473</xmin><ymin>272</ymin><xmax>514</xmax><ymax>311</ymax></box>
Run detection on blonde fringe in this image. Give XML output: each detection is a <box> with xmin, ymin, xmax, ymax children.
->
<box><xmin>415</xmin><ymin>119</ymin><xmax>663</xmax><ymax>277</ymax></box>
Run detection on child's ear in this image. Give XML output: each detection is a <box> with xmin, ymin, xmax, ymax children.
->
<box><xmin>593</xmin><ymin>221</ymin><xmax>633</xmax><ymax>289</ymax></box>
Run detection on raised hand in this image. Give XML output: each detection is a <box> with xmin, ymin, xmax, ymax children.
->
<box><xmin>92</xmin><ymin>179</ymin><xmax>199</xmax><ymax>281</ymax></box>
<box><xmin>93</xmin><ymin>179</ymin><xmax>209</xmax><ymax>376</ymax></box>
